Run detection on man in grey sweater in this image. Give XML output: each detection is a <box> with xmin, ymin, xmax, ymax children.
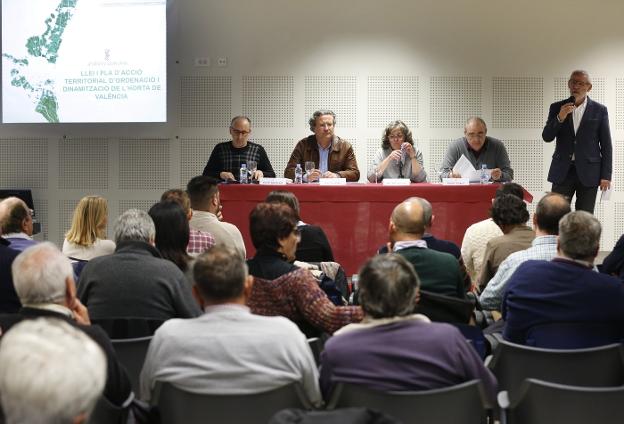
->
<box><xmin>439</xmin><ymin>117</ymin><xmax>513</xmax><ymax>182</ymax></box>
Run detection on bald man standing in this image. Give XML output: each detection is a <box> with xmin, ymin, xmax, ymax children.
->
<box><xmin>388</xmin><ymin>198</ymin><xmax>466</xmax><ymax>299</ymax></box>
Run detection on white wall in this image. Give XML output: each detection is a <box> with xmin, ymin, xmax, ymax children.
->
<box><xmin>2</xmin><ymin>0</ymin><xmax>623</xmax><ymax>250</ymax></box>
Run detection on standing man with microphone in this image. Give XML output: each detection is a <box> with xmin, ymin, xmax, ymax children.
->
<box><xmin>542</xmin><ymin>70</ymin><xmax>612</xmax><ymax>213</ymax></box>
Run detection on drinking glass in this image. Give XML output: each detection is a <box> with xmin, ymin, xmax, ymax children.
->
<box><xmin>247</xmin><ymin>160</ymin><xmax>258</xmax><ymax>181</ymax></box>
<box><xmin>304</xmin><ymin>161</ymin><xmax>315</xmax><ymax>182</ymax></box>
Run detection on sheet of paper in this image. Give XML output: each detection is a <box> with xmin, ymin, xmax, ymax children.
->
<box><xmin>467</xmin><ymin>168</ymin><xmax>492</xmax><ymax>183</ymax></box>
<box><xmin>600</xmin><ymin>188</ymin><xmax>612</xmax><ymax>202</ymax></box>
<box><xmin>452</xmin><ymin>154</ymin><xmax>476</xmax><ymax>178</ymax></box>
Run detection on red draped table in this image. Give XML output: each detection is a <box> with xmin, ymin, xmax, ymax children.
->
<box><xmin>220</xmin><ymin>183</ymin><xmax>503</xmax><ymax>275</ymax></box>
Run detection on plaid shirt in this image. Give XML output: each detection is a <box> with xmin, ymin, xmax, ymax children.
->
<box><xmin>202</xmin><ymin>141</ymin><xmax>276</xmax><ymax>180</ymax></box>
<box><xmin>187</xmin><ymin>229</ymin><xmax>216</xmax><ymax>256</ymax></box>
<box><xmin>479</xmin><ymin>235</ymin><xmax>557</xmax><ymax>311</ymax></box>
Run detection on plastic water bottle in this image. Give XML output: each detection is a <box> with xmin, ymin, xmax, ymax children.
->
<box><xmin>294</xmin><ymin>164</ymin><xmax>303</xmax><ymax>184</ymax></box>
<box><xmin>239</xmin><ymin>163</ymin><xmax>248</xmax><ymax>184</ymax></box>
<box><xmin>480</xmin><ymin>164</ymin><xmax>488</xmax><ymax>184</ymax></box>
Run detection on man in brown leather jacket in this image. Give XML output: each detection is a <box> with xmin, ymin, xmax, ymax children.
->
<box><xmin>284</xmin><ymin>110</ymin><xmax>360</xmax><ymax>182</ymax></box>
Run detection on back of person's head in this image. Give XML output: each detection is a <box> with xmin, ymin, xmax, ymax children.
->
<box><xmin>186</xmin><ymin>176</ymin><xmax>219</xmax><ymax>211</ymax></box>
<box><xmin>534</xmin><ymin>193</ymin><xmax>571</xmax><ymax>235</ymax></box>
<box><xmin>114</xmin><ymin>209</ymin><xmax>155</xmax><ymax>244</ymax></box>
<box><xmin>390</xmin><ymin>199</ymin><xmax>425</xmax><ymax>236</ymax></box>
<box><xmin>491</xmin><ymin>194</ymin><xmax>529</xmax><ymax>227</ymax></box>
<box><xmin>65</xmin><ymin>195</ymin><xmax>108</xmax><ymax>246</ymax></box>
<box><xmin>0</xmin><ymin>318</ymin><xmax>106</xmax><ymax>424</ymax></box>
<box><xmin>193</xmin><ymin>246</ymin><xmax>247</xmax><ymax>302</ymax></box>
<box><xmin>265</xmin><ymin>190</ymin><xmax>301</xmax><ymax>220</ymax></box>
<box><xmin>148</xmin><ymin>201</ymin><xmax>191</xmax><ymax>271</ymax></box>
<box><xmin>0</xmin><ymin>197</ymin><xmax>29</xmax><ymax>234</ymax></box>
<box><xmin>495</xmin><ymin>182</ymin><xmax>524</xmax><ymax>200</ymax></box>
<box><xmin>12</xmin><ymin>242</ymin><xmax>73</xmax><ymax>305</ymax></box>
<box><xmin>558</xmin><ymin>211</ymin><xmax>601</xmax><ymax>261</ymax></box>
<box><xmin>408</xmin><ymin>197</ymin><xmax>432</xmax><ymax>228</ymax></box>
<box><xmin>358</xmin><ymin>254</ymin><xmax>420</xmax><ymax>319</ymax></box>
<box><xmin>249</xmin><ymin>202</ymin><xmax>297</xmax><ymax>251</ymax></box>
<box><xmin>161</xmin><ymin>189</ymin><xmax>191</xmax><ymax>217</ymax></box>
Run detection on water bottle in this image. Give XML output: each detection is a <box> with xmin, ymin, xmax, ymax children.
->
<box><xmin>294</xmin><ymin>164</ymin><xmax>303</xmax><ymax>184</ymax></box>
<box><xmin>239</xmin><ymin>163</ymin><xmax>248</xmax><ymax>184</ymax></box>
<box><xmin>480</xmin><ymin>164</ymin><xmax>488</xmax><ymax>184</ymax></box>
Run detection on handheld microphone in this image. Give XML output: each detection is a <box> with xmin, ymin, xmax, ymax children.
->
<box><xmin>567</xmin><ymin>95</ymin><xmax>576</xmax><ymax>105</ymax></box>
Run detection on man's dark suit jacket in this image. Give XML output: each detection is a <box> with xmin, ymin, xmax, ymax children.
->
<box><xmin>542</xmin><ymin>96</ymin><xmax>612</xmax><ymax>187</ymax></box>
<box><xmin>0</xmin><ymin>307</ymin><xmax>133</xmax><ymax>406</ymax></box>
<box><xmin>0</xmin><ymin>239</ymin><xmax>20</xmax><ymax>313</ymax></box>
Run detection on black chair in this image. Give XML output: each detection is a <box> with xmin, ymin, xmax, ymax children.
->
<box><xmin>415</xmin><ymin>290</ymin><xmax>474</xmax><ymax>324</ymax></box>
<box><xmin>88</xmin><ymin>395</ymin><xmax>129</xmax><ymax>424</ymax></box>
<box><xmin>152</xmin><ymin>381</ymin><xmax>313</xmax><ymax>424</ymax></box>
<box><xmin>111</xmin><ymin>336</ymin><xmax>152</xmax><ymax>395</ymax></box>
<box><xmin>486</xmin><ymin>340</ymin><xmax>624</xmax><ymax>403</ymax></box>
<box><xmin>501</xmin><ymin>378</ymin><xmax>624</xmax><ymax>424</ymax></box>
<box><xmin>92</xmin><ymin>318</ymin><xmax>164</xmax><ymax>339</ymax></box>
<box><xmin>525</xmin><ymin>321</ymin><xmax>624</xmax><ymax>349</ymax></box>
<box><xmin>326</xmin><ymin>380</ymin><xmax>490</xmax><ymax>424</ymax></box>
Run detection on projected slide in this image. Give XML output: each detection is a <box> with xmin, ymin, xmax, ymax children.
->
<box><xmin>2</xmin><ymin>0</ymin><xmax>166</xmax><ymax>123</ymax></box>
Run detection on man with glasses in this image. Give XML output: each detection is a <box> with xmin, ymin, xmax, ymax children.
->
<box><xmin>542</xmin><ymin>70</ymin><xmax>612</xmax><ymax>213</ymax></box>
<box><xmin>284</xmin><ymin>110</ymin><xmax>360</xmax><ymax>182</ymax></box>
<box><xmin>439</xmin><ymin>117</ymin><xmax>513</xmax><ymax>182</ymax></box>
<box><xmin>0</xmin><ymin>197</ymin><xmax>38</xmax><ymax>251</ymax></box>
<box><xmin>202</xmin><ymin>115</ymin><xmax>276</xmax><ymax>182</ymax></box>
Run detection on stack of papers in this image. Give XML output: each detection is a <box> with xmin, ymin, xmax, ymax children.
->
<box><xmin>452</xmin><ymin>155</ymin><xmax>492</xmax><ymax>183</ymax></box>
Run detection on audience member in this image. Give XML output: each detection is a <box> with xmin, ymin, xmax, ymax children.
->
<box><xmin>62</xmin><ymin>195</ymin><xmax>115</xmax><ymax>261</ymax></box>
<box><xmin>187</xmin><ymin>175</ymin><xmax>246</xmax><ymax>258</ymax></box>
<box><xmin>78</xmin><ymin>209</ymin><xmax>201</xmax><ymax>322</ymax></box>
<box><xmin>0</xmin><ymin>318</ymin><xmax>107</xmax><ymax>424</ymax></box>
<box><xmin>480</xmin><ymin>193</ymin><xmax>570</xmax><ymax>311</ymax></box>
<box><xmin>140</xmin><ymin>246</ymin><xmax>321</xmax><ymax>405</ymax></box>
<box><xmin>439</xmin><ymin>117</ymin><xmax>513</xmax><ymax>182</ymax></box>
<box><xmin>319</xmin><ymin>254</ymin><xmax>496</xmax><ymax>402</ymax></box>
<box><xmin>284</xmin><ymin>110</ymin><xmax>360</xmax><ymax>182</ymax></box>
<box><xmin>389</xmin><ymin>198</ymin><xmax>465</xmax><ymax>298</ymax></box>
<box><xmin>461</xmin><ymin>183</ymin><xmax>525</xmax><ymax>282</ymax></box>
<box><xmin>202</xmin><ymin>116</ymin><xmax>276</xmax><ymax>181</ymax></box>
<box><xmin>0</xmin><ymin>222</ymin><xmax>20</xmax><ymax>313</ymax></box>
<box><xmin>601</xmin><ymin>233</ymin><xmax>624</xmax><ymax>280</ymax></box>
<box><xmin>246</xmin><ymin>203</ymin><xmax>362</xmax><ymax>336</ymax></box>
<box><xmin>368</xmin><ymin>120</ymin><xmax>427</xmax><ymax>183</ymax></box>
<box><xmin>266</xmin><ymin>190</ymin><xmax>334</xmax><ymax>262</ymax></box>
<box><xmin>161</xmin><ymin>188</ymin><xmax>215</xmax><ymax>256</ymax></box>
<box><xmin>477</xmin><ymin>194</ymin><xmax>534</xmax><ymax>290</ymax></box>
<box><xmin>502</xmin><ymin>211</ymin><xmax>624</xmax><ymax>345</ymax></box>
<box><xmin>0</xmin><ymin>242</ymin><xmax>131</xmax><ymax>407</ymax></box>
<box><xmin>149</xmin><ymin>201</ymin><xmax>193</xmax><ymax>276</ymax></box>
<box><xmin>0</xmin><ymin>197</ymin><xmax>37</xmax><ymax>251</ymax></box>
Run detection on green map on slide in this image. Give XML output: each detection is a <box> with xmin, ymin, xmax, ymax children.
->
<box><xmin>3</xmin><ymin>0</ymin><xmax>78</xmax><ymax>122</ymax></box>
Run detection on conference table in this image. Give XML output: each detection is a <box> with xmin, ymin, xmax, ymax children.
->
<box><xmin>219</xmin><ymin>182</ymin><xmax>531</xmax><ymax>275</ymax></box>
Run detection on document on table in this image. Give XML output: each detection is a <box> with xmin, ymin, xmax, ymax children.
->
<box><xmin>452</xmin><ymin>155</ymin><xmax>492</xmax><ymax>182</ymax></box>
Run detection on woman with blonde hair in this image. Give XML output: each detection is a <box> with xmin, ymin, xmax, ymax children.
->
<box><xmin>62</xmin><ymin>195</ymin><xmax>115</xmax><ymax>260</ymax></box>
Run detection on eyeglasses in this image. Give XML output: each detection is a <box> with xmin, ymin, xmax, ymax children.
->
<box><xmin>388</xmin><ymin>133</ymin><xmax>404</xmax><ymax>139</ymax></box>
<box><xmin>230</xmin><ymin>127</ymin><xmax>251</xmax><ymax>136</ymax></box>
<box><xmin>569</xmin><ymin>79</ymin><xmax>590</xmax><ymax>87</ymax></box>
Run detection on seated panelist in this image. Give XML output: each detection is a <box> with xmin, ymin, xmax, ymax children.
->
<box><xmin>368</xmin><ymin>120</ymin><xmax>427</xmax><ymax>183</ymax></box>
<box><xmin>202</xmin><ymin>115</ymin><xmax>276</xmax><ymax>182</ymax></box>
<box><xmin>439</xmin><ymin>117</ymin><xmax>513</xmax><ymax>182</ymax></box>
<box><xmin>284</xmin><ymin>110</ymin><xmax>360</xmax><ymax>182</ymax></box>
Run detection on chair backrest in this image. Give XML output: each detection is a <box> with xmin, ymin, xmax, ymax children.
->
<box><xmin>326</xmin><ymin>380</ymin><xmax>489</xmax><ymax>424</ymax></box>
<box><xmin>506</xmin><ymin>378</ymin><xmax>624</xmax><ymax>424</ymax></box>
<box><xmin>153</xmin><ymin>381</ymin><xmax>312</xmax><ymax>424</ymax></box>
<box><xmin>415</xmin><ymin>290</ymin><xmax>474</xmax><ymax>324</ymax></box>
<box><xmin>111</xmin><ymin>336</ymin><xmax>152</xmax><ymax>394</ymax></box>
<box><xmin>525</xmin><ymin>321</ymin><xmax>624</xmax><ymax>349</ymax></box>
<box><xmin>92</xmin><ymin>318</ymin><xmax>164</xmax><ymax>339</ymax></box>
<box><xmin>488</xmin><ymin>340</ymin><xmax>624</xmax><ymax>402</ymax></box>
<box><xmin>87</xmin><ymin>395</ymin><xmax>129</xmax><ymax>424</ymax></box>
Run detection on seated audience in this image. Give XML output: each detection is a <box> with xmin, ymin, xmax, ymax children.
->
<box><xmin>480</xmin><ymin>193</ymin><xmax>570</xmax><ymax>311</ymax></box>
<box><xmin>265</xmin><ymin>190</ymin><xmax>334</xmax><ymax>262</ymax></box>
<box><xmin>0</xmin><ymin>243</ymin><xmax>131</xmax><ymax>407</ymax></box>
<box><xmin>0</xmin><ymin>197</ymin><xmax>37</xmax><ymax>251</ymax></box>
<box><xmin>246</xmin><ymin>203</ymin><xmax>363</xmax><ymax>336</ymax></box>
<box><xmin>161</xmin><ymin>188</ymin><xmax>215</xmax><ymax>256</ymax></box>
<box><xmin>477</xmin><ymin>194</ymin><xmax>534</xmax><ymax>290</ymax></box>
<box><xmin>601</xmin><ymin>233</ymin><xmax>624</xmax><ymax>280</ymax></box>
<box><xmin>368</xmin><ymin>120</ymin><xmax>427</xmax><ymax>183</ymax></box>
<box><xmin>140</xmin><ymin>246</ymin><xmax>321</xmax><ymax>405</ymax></box>
<box><xmin>78</xmin><ymin>209</ymin><xmax>201</xmax><ymax>322</ymax></box>
<box><xmin>0</xmin><ymin>223</ymin><xmax>20</xmax><ymax>313</ymax></box>
<box><xmin>187</xmin><ymin>175</ymin><xmax>246</xmax><ymax>259</ymax></box>
<box><xmin>461</xmin><ymin>183</ymin><xmax>524</xmax><ymax>282</ymax></box>
<box><xmin>0</xmin><ymin>318</ymin><xmax>107</xmax><ymax>424</ymax></box>
<box><xmin>502</xmin><ymin>211</ymin><xmax>624</xmax><ymax>345</ymax></box>
<box><xmin>389</xmin><ymin>198</ymin><xmax>465</xmax><ymax>299</ymax></box>
<box><xmin>284</xmin><ymin>110</ymin><xmax>360</xmax><ymax>182</ymax></box>
<box><xmin>319</xmin><ymin>254</ymin><xmax>496</xmax><ymax>402</ymax></box>
<box><xmin>149</xmin><ymin>201</ymin><xmax>196</xmax><ymax>288</ymax></box>
<box><xmin>62</xmin><ymin>195</ymin><xmax>115</xmax><ymax>261</ymax></box>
